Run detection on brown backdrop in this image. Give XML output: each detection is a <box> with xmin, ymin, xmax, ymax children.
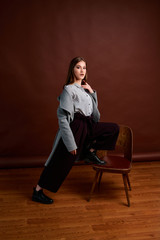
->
<box><xmin>0</xmin><ymin>0</ymin><xmax>160</xmax><ymax>168</ymax></box>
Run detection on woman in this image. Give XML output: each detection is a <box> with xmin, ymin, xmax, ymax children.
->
<box><xmin>32</xmin><ymin>57</ymin><xmax>119</xmax><ymax>204</ymax></box>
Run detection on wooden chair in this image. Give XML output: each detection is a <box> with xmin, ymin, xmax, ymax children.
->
<box><xmin>87</xmin><ymin>125</ymin><xmax>133</xmax><ymax>207</ymax></box>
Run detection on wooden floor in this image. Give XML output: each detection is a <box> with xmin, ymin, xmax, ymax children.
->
<box><xmin>0</xmin><ymin>161</ymin><xmax>160</xmax><ymax>240</ymax></box>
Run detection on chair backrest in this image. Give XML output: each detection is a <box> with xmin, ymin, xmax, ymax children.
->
<box><xmin>97</xmin><ymin>125</ymin><xmax>133</xmax><ymax>162</ymax></box>
<box><xmin>115</xmin><ymin>125</ymin><xmax>133</xmax><ymax>162</ymax></box>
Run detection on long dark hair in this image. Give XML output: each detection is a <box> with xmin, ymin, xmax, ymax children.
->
<box><xmin>64</xmin><ymin>56</ymin><xmax>88</xmax><ymax>86</ymax></box>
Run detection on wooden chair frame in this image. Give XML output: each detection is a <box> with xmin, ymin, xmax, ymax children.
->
<box><xmin>87</xmin><ymin>125</ymin><xmax>133</xmax><ymax>207</ymax></box>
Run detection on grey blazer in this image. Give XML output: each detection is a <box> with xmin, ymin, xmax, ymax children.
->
<box><xmin>45</xmin><ymin>88</ymin><xmax>100</xmax><ymax>166</ymax></box>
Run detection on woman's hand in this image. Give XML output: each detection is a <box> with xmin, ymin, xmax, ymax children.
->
<box><xmin>81</xmin><ymin>82</ymin><xmax>94</xmax><ymax>93</ymax></box>
<box><xmin>70</xmin><ymin>149</ymin><xmax>77</xmax><ymax>155</ymax></box>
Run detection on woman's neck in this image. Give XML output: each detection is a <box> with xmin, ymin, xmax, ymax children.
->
<box><xmin>74</xmin><ymin>80</ymin><xmax>82</xmax><ymax>86</ymax></box>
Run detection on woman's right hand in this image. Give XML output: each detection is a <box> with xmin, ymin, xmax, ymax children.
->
<box><xmin>70</xmin><ymin>149</ymin><xmax>77</xmax><ymax>155</ymax></box>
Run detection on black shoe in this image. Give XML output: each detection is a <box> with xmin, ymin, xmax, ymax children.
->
<box><xmin>32</xmin><ymin>188</ymin><xmax>54</xmax><ymax>204</ymax></box>
<box><xmin>85</xmin><ymin>151</ymin><xmax>106</xmax><ymax>165</ymax></box>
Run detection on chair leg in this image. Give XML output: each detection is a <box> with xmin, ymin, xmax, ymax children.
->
<box><xmin>122</xmin><ymin>174</ymin><xmax>130</xmax><ymax>207</ymax></box>
<box><xmin>126</xmin><ymin>173</ymin><xmax>131</xmax><ymax>191</ymax></box>
<box><xmin>98</xmin><ymin>170</ymin><xmax>103</xmax><ymax>191</ymax></box>
<box><xmin>87</xmin><ymin>169</ymin><xmax>100</xmax><ymax>202</ymax></box>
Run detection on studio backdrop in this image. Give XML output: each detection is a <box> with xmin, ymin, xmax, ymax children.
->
<box><xmin>0</xmin><ymin>0</ymin><xmax>160</xmax><ymax>167</ymax></box>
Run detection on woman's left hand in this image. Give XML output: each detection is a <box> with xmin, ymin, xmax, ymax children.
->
<box><xmin>81</xmin><ymin>82</ymin><xmax>94</xmax><ymax>93</ymax></box>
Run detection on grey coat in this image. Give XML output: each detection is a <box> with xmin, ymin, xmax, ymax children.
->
<box><xmin>45</xmin><ymin>87</ymin><xmax>100</xmax><ymax>166</ymax></box>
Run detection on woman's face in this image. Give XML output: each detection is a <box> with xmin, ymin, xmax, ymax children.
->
<box><xmin>73</xmin><ymin>61</ymin><xmax>86</xmax><ymax>81</ymax></box>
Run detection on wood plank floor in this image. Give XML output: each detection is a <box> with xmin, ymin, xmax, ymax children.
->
<box><xmin>0</xmin><ymin>161</ymin><xmax>160</xmax><ymax>240</ymax></box>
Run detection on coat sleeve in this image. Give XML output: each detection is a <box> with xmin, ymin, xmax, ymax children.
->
<box><xmin>88</xmin><ymin>90</ymin><xmax>100</xmax><ymax>122</ymax></box>
<box><xmin>57</xmin><ymin>107</ymin><xmax>77</xmax><ymax>152</ymax></box>
<box><xmin>90</xmin><ymin>90</ymin><xmax>98</xmax><ymax>106</ymax></box>
<box><xmin>57</xmin><ymin>89</ymin><xmax>77</xmax><ymax>152</ymax></box>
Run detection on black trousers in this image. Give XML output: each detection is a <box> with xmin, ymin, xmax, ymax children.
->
<box><xmin>38</xmin><ymin>113</ymin><xmax>119</xmax><ymax>193</ymax></box>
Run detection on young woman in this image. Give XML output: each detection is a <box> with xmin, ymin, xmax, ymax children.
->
<box><xmin>32</xmin><ymin>57</ymin><xmax>119</xmax><ymax>204</ymax></box>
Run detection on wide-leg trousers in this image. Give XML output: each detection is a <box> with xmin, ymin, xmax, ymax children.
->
<box><xmin>38</xmin><ymin>113</ymin><xmax>119</xmax><ymax>193</ymax></box>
